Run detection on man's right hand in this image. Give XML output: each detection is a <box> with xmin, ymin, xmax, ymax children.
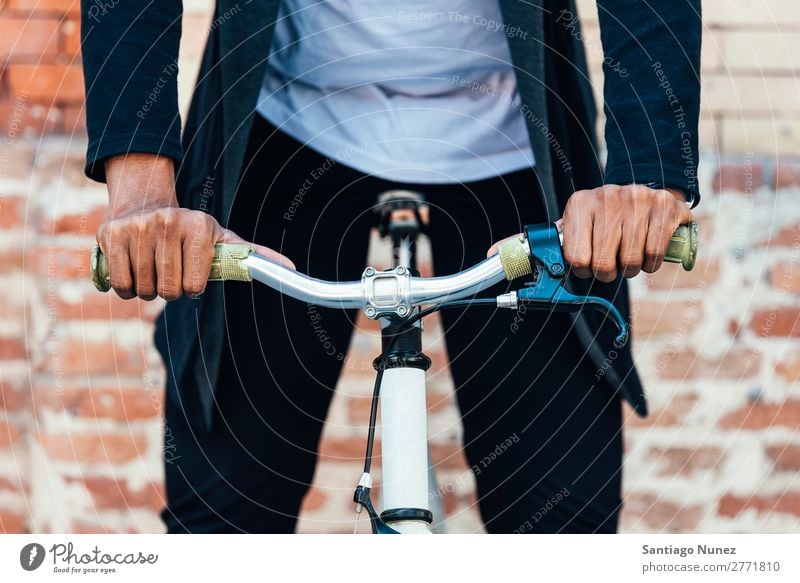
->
<box><xmin>98</xmin><ymin>153</ymin><xmax>294</xmax><ymax>301</ymax></box>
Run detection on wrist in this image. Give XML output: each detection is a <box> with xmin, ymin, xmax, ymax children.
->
<box><xmin>105</xmin><ymin>153</ymin><xmax>178</xmax><ymax>217</ymax></box>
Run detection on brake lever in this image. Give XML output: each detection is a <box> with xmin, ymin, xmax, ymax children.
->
<box><xmin>516</xmin><ymin>223</ymin><xmax>630</xmax><ymax>346</ymax></box>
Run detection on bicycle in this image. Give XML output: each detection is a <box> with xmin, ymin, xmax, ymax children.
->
<box><xmin>91</xmin><ymin>193</ymin><xmax>697</xmax><ymax>534</ymax></box>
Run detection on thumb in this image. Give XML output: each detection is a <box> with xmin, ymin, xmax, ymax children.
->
<box><xmin>217</xmin><ymin>228</ymin><xmax>296</xmax><ymax>270</ymax></box>
<box><xmin>486</xmin><ymin>233</ymin><xmax>523</xmax><ymax>258</ymax></box>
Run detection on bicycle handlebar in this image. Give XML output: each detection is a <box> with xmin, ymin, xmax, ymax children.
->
<box><xmin>90</xmin><ymin>221</ymin><xmax>697</xmax><ymax>341</ymax></box>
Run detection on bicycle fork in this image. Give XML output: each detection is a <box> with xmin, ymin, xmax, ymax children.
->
<box><xmin>374</xmin><ymin>318</ymin><xmax>433</xmax><ymax>533</ymax></box>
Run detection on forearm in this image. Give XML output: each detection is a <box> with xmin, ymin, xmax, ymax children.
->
<box><xmin>81</xmin><ymin>0</ymin><xmax>184</xmax><ymax>183</ymax></box>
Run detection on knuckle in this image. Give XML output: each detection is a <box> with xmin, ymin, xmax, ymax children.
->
<box><xmin>183</xmin><ymin>279</ymin><xmax>206</xmax><ymax>296</ymax></box>
<box><xmin>565</xmin><ymin>249</ymin><xmax>591</xmax><ymax>269</ymax></box>
<box><xmin>645</xmin><ymin>243</ymin><xmax>665</xmax><ymax>259</ymax></box>
<box><xmin>136</xmin><ymin>283</ymin><xmax>156</xmax><ymax>299</ymax></box>
<box><xmin>110</xmin><ymin>278</ymin><xmax>132</xmax><ymax>294</ymax></box>
<box><xmin>158</xmin><ymin>283</ymin><xmax>181</xmax><ymax>301</ymax></box>
<box><xmin>154</xmin><ymin>206</ymin><xmax>177</xmax><ymax>226</ymax></box>
<box><xmin>592</xmin><ymin>257</ymin><xmax>616</xmax><ymax>275</ymax></box>
<box><xmin>619</xmin><ymin>251</ymin><xmax>643</xmax><ymax>269</ymax></box>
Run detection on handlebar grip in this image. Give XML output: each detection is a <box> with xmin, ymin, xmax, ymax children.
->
<box><xmin>497</xmin><ymin>221</ymin><xmax>698</xmax><ymax>281</ymax></box>
<box><xmin>90</xmin><ymin>242</ymin><xmax>253</xmax><ymax>293</ymax></box>
<box><xmin>663</xmin><ymin>221</ymin><xmax>698</xmax><ymax>271</ymax></box>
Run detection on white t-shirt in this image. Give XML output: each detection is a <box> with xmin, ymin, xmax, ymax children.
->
<box><xmin>257</xmin><ymin>1</ymin><xmax>534</xmax><ymax>184</ymax></box>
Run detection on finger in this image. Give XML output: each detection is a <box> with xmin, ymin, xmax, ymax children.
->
<box><xmin>618</xmin><ymin>212</ymin><xmax>648</xmax><ymax>279</ymax></box>
<box><xmin>183</xmin><ymin>220</ymin><xmax>215</xmax><ymax>297</ymax></box>
<box><xmin>154</xmin><ymin>230</ymin><xmax>183</xmax><ymax>301</ymax></box>
<box><xmin>99</xmin><ymin>230</ymin><xmax>135</xmax><ymax>300</ymax></box>
<box><xmin>130</xmin><ymin>236</ymin><xmax>157</xmax><ymax>300</ymax></box>
<box><xmin>562</xmin><ymin>206</ymin><xmax>593</xmax><ymax>279</ymax></box>
<box><xmin>486</xmin><ymin>233</ymin><xmax>521</xmax><ymax>257</ymax></box>
<box><xmin>643</xmin><ymin>213</ymin><xmax>671</xmax><ymax>273</ymax></box>
<box><xmin>218</xmin><ymin>228</ymin><xmax>296</xmax><ymax>270</ymax></box>
<box><xmin>591</xmin><ymin>212</ymin><xmax>621</xmax><ymax>283</ymax></box>
<box><xmin>678</xmin><ymin>201</ymin><xmax>693</xmax><ymax>225</ymax></box>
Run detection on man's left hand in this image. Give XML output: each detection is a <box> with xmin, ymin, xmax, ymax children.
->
<box><xmin>559</xmin><ymin>185</ymin><xmax>691</xmax><ymax>282</ymax></box>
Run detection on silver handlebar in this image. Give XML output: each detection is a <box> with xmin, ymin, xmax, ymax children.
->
<box><xmin>242</xmin><ymin>251</ymin><xmax>511</xmax><ymax>318</ymax></box>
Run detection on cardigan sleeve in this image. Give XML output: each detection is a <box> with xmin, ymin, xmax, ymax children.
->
<box><xmin>596</xmin><ymin>0</ymin><xmax>702</xmax><ymax>205</ymax></box>
<box><xmin>81</xmin><ymin>0</ymin><xmax>184</xmax><ymax>183</ymax></box>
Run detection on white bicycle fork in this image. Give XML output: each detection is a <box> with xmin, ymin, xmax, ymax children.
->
<box><xmin>379</xmin><ymin>367</ymin><xmax>431</xmax><ymax>534</ymax></box>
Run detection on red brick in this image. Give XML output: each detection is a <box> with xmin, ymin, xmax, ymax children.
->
<box><xmin>61</xmin><ymin>103</ymin><xmax>86</xmax><ymax>133</ymax></box>
<box><xmin>347</xmin><ymin>391</ymin><xmax>453</xmax><ymax>424</ymax></box>
<box><xmin>749</xmin><ymin>306</ymin><xmax>800</xmax><ymax>338</ymax></box>
<box><xmin>718</xmin><ymin>399</ymin><xmax>800</xmax><ymax>430</ymax></box>
<box><xmin>0</xmin><ymin>475</ymin><xmax>25</xmax><ymax>492</ymax></box>
<box><xmin>40</xmin><ymin>431</ymin><xmax>148</xmax><ymax>464</ymax></box>
<box><xmin>426</xmin><ymin>391</ymin><xmax>453</xmax><ymax>414</ymax></box>
<box><xmin>0</xmin><ymin>419</ymin><xmax>22</xmax><ymax>448</ymax></box>
<box><xmin>31</xmin><ymin>245</ymin><xmax>92</xmax><ymax>279</ymax></box>
<box><xmin>46</xmin><ymin>336</ymin><xmax>149</xmax><ymax>376</ymax></box>
<box><xmin>299</xmin><ymin>486</ymin><xmax>328</xmax><ymax>513</ymax></box>
<box><xmin>0</xmin><ymin>290</ymin><xmax>26</xmax><ymax>320</ymax></box>
<box><xmin>0</xmin><ymin>510</ymin><xmax>27</xmax><ymax>533</ymax></box>
<box><xmin>61</xmin><ymin>18</ymin><xmax>80</xmax><ymax>56</ymax></box>
<box><xmin>7</xmin><ymin>63</ymin><xmax>84</xmax><ymax>104</ymax></box>
<box><xmin>318</xmin><ymin>436</ymin><xmax>377</xmax><ymax>462</ymax></box>
<box><xmin>0</xmin><ymin>247</ymin><xmax>25</xmax><ymax>273</ymax></box>
<box><xmin>346</xmin><ymin>395</ymin><xmax>374</xmax><ymax>425</ymax></box>
<box><xmin>429</xmin><ymin>441</ymin><xmax>469</xmax><ymax>470</ymax></box>
<box><xmin>0</xmin><ymin>16</ymin><xmax>60</xmax><ymax>58</ymax></box>
<box><xmin>765</xmin><ymin>444</ymin><xmax>800</xmax><ymax>473</ymax></box>
<box><xmin>633</xmin><ymin>300</ymin><xmax>703</xmax><ymax>337</ymax></box>
<box><xmin>6</xmin><ymin>0</ymin><xmax>80</xmax><ymax>12</ymax></box>
<box><xmin>645</xmin><ymin>259</ymin><xmax>720</xmax><ymax>291</ymax></box>
<box><xmin>712</xmin><ymin>161</ymin><xmax>764</xmax><ymax>193</ymax></box>
<box><xmin>39</xmin><ymin>205</ymin><xmax>105</xmax><ymax>235</ymax></box>
<box><xmin>625</xmin><ymin>394</ymin><xmax>699</xmax><ymax>427</ymax></box>
<box><xmin>718</xmin><ymin>491</ymin><xmax>800</xmax><ymax>518</ymax></box>
<box><xmin>0</xmin><ymin>196</ymin><xmax>27</xmax><ymax>229</ymax></box>
<box><xmin>34</xmin><ymin>385</ymin><xmax>160</xmax><ymax>422</ymax></box>
<box><xmin>768</xmin><ymin>262</ymin><xmax>800</xmax><ymax>294</ymax></box>
<box><xmin>657</xmin><ymin>348</ymin><xmax>761</xmax><ymax>380</ymax></box>
<box><xmin>775</xmin><ymin>354</ymin><xmax>800</xmax><ymax>384</ymax></box>
<box><xmin>727</xmin><ymin>318</ymin><xmax>742</xmax><ymax>339</ymax></box>
<box><xmin>441</xmin><ymin>488</ymin><xmax>460</xmax><ymax>515</ymax></box>
<box><xmin>622</xmin><ymin>493</ymin><xmax>703</xmax><ymax>532</ymax></box>
<box><xmin>773</xmin><ymin>160</ymin><xmax>800</xmax><ymax>189</ymax></box>
<box><xmin>69</xmin><ymin>519</ymin><xmax>139</xmax><ymax>534</ymax></box>
<box><xmin>0</xmin><ymin>337</ymin><xmax>28</xmax><ymax>360</ymax></box>
<box><xmin>0</xmin><ymin>98</ymin><xmax>60</xmax><ymax>136</ymax></box>
<box><xmin>68</xmin><ymin>476</ymin><xmax>164</xmax><ymax>511</ymax></box>
<box><xmin>648</xmin><ymin>446</ymin><xmax>724</xmax><ymax>476</ymax></box>
<box><xmin>762</xmin><ymin>223</ymin><xmax>800</xmax><ymax>248</ymax></box>
<box><xmin>52</xmin><ymin>287</ymin><xmax>162</xmax><ymax>321</ymax></box>
<box><xmin>0</xmin><ymin>374</ymin><xmax>31</xmax><ymax>412</ymax></box>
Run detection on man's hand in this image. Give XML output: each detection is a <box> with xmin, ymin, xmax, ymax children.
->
<box><xmin>97</xmin><ymin>153</ymin><xmax>294</xmax><ymax>301</ymax></box>
<box><xmin>560</xmin><ymin>185</ymin><xmax>691</xmax><ymax>282</ymax></box>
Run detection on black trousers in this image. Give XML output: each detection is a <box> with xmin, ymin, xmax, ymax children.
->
<box><xmin>162</xmin><ymin>115</ymin><xmax>623</xmax><ymax>533</ymax></box>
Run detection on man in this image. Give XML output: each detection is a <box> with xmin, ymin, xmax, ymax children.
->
<box><xmin>81</xmin><ymin>0</ymin><xmax>700</xmax><ymax>533</ymax></box>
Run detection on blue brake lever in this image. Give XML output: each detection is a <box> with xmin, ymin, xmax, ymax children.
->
<box><xmin>517</xmin><ymin>223</ymin><xmax>630</xmax><ymax>347</ymax></box>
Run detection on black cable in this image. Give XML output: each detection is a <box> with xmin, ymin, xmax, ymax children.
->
<box><xmin>360</xmin><ymin>297</ymin><xmax>498</xmax><ymax>474</ymax></box>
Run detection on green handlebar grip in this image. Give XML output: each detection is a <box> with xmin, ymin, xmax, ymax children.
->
<box><xmin>90</xmin><ymin>243</ymin><xmax>253</xmax><ymax>293</ymax></box>
<box><xmin>663</xmin><ymin>221</ymin><xmax>698</xmax><ymax>271</ymax></box>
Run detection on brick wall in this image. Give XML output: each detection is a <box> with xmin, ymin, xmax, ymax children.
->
<box><xmin>0</xmin><ymin>0</ymin><xmax>798</xmax><ymax>534</ymax></box>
